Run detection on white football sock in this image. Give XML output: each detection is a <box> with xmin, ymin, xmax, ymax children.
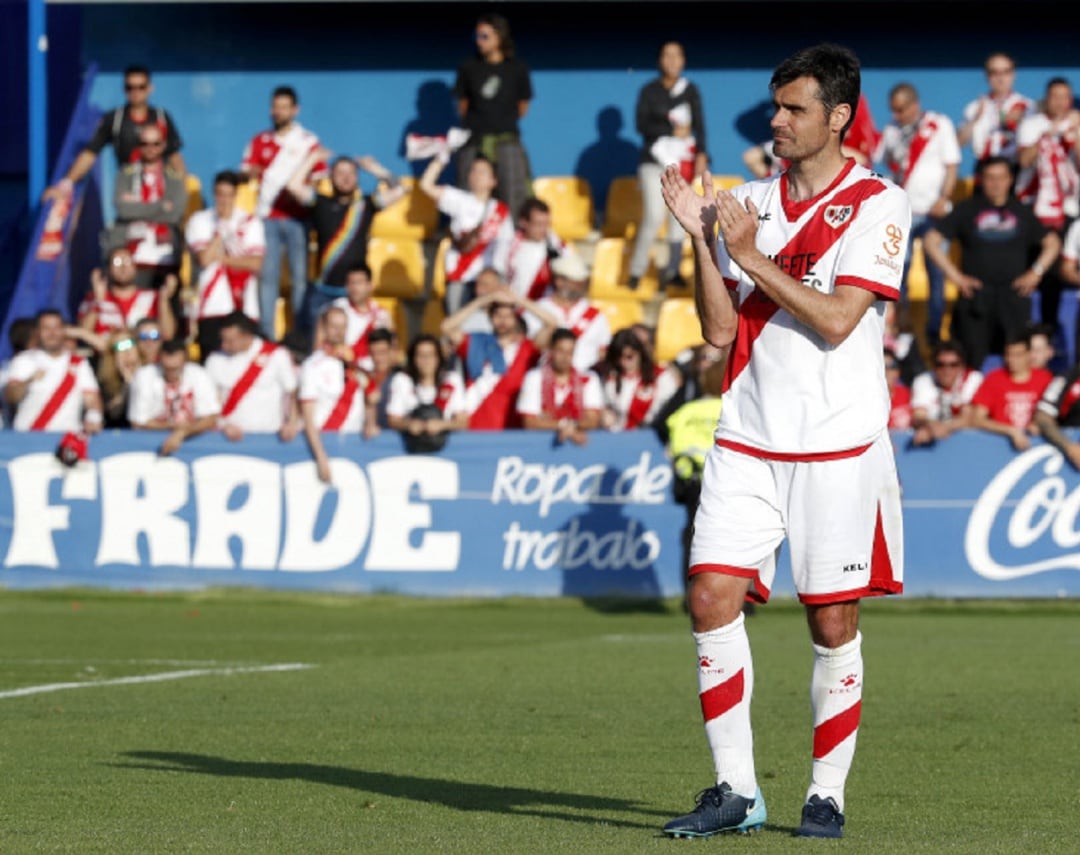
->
<box><xmin>806</xmin><ymin>631</ymin><xmax>863</xmax><ymax>812</ymax></box>
<box><xmin>693</xmin><ymin>612</ymin><xmax>756</xmax><ymax>798</ymax></box>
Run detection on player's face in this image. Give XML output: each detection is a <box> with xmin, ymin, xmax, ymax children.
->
<box><xmin>550</xmin><ymin>338</ymin><xmax>575</xmax><ymax>374</ymax></box>
<box><xmin>322</xmin><ymin>310</ymin><xmax>347</xmax><ymax>346</ymax></box>
<box><xmin>270</xmin><ymin>96</ymin><xmax>298</xmax><ymax>131</ymax></box>
<box><xmin>345</xmin><ymin>272</ymin><xmax>373</xmax><ymax>305</ymax></box>
<box><xmin>124</xmin><ymin>73</ymin><xmax>151</xmax><ymax>108</ymax></box>
<box><xmin>109</xmin><ymin>250</ymin><xmax>137</xmax><ymax>287</ymax></box>
<box><xmin>771</xmin><ymin>77</ymin><xmax>840</xmax><ymax>164</ymax></box>
<box><xmin>38</xmin><ymin>315</ymin><xmax>65</xmax><ymax>353</ymax></box>
<box><xmin>160</xmin><ymin>350</ymin><xmax>186</xmax><ymax>384</ymax></box>
<box><xmin>214</xmin><ymin>181</ymin><xmax>237</xmax><ymax>218</ymax></box>
<box><xmin>331</xmin><ymin>161</ymin><xmax>358</xmax><ymax>196</ymax></box>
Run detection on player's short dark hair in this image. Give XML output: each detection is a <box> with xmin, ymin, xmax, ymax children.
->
<box><xmin>771</xmin><ymin>43</ymin><xmax>861</xmax><ymax>139</ymax></box>
<box><xmin>976</xmin><ymin>155</ymin><xmax>1015</xmax><ymax>178</ymax></box>
<box><xmin>272</xmin><ymin>85</ymin><xmax>298</xmax><ymax>105</ymax></box>
<box><xmin>345</xmin><ymin>263</ymin><xmax>372</xmax><ymax>280</ymax></box>
<box><xmin>123</xmin><ymin>65</ymin><xmax>151</xmax><ymax>80</ymax></box>
<box><xmin>214</xmin><ymin>170</ymin><xmax>242</xmax><ymax>188</ymax></box>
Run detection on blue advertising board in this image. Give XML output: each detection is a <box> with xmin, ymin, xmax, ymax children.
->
<box><xmin>1</xmin><ymin>430</ymin><xmax>1078</xmax><ymax>599</ymax></box>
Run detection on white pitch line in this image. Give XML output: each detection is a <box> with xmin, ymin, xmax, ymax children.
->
<box><xmin>0</xmin><ymin>663</ymin><xmax>314</xmax><ymax>700</ymax></box>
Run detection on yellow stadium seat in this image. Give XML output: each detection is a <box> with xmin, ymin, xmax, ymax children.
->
<box><xmin>371</xmin><ymin>177</ymin><xmax>440</xmax><ymax>241</ymax></box>
<box><xmin>366</xmin><ymin>236</ymin><xmax>426</xmax><ymax>299</ymax></box>
<box><xmin>655</xmin><ymin>297</ymin><xmax>704</xmax><ymax>364</ymax></box>
<box><xmin>236</xmin><ymin>179</ymin><xmax>259</xmax><ymax>215</ymax></box>
<box><xmin>183</xmin><ymin>174</ymin><xmax>204</xmax><ymax>225</ymax></box>
<box><xmin>430</xmin><ymin>235</ymin><xmax>452</xmax><ymax>300</ymax></box>
<box><xmin>592</xmin><ymin>297</ymin><xmax>644</xmax><ymax>335</ymax></box>
<box><xmin>589</xmin><ymin>236</ymin><xmax>659</xmax><ymax>301</ymax></box>
<box><xmin>602</xmin><ymin>175</ymin><xmax>642</xmax><ymax>240</ymax></box>
<box><xmin>709</xmin><ymin>174</ymin><xmax>746</xmax><ymax>192</ymax></box>
<box><xmin>374</xmin><ymin>296</ymin><xmax>410</xmax><ymax>345</ymax></box>
<box><xmin>420</xmin><ymin>296</ymin><xmax>446</xmax><ymax>338</ymax></box>
<box><xmin>952</xmin><ymin>176</ymin><xmax>975</xmax><ymax>204</ymax></box>
<box><xmin>316</xmin><ymin>176</ymin><xmax>333</xmax><ymax>197</ymax></box>
<box><xmin>532</xmin><ymin>175</ymin><xmax>595</xmax><ymax>242</ymax></box>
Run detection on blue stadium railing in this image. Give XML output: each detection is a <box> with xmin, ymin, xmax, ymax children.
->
<box><xmin>0</xmin><ymin>63</ymin><xmax>103</xmax><ymax>362</ymax></box>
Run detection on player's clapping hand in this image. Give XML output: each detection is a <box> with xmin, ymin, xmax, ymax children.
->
<box><xmin>715</xmin><ymin>191</ymin><xmax>760</xmax><ymax>262</ymax></box>
<box><xmin>660</xmin><ymin>164</ymin><xmax>716</xmax><ymax>241</ymax></box>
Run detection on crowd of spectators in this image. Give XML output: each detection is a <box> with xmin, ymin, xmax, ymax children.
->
<box><xmin>5</xmin><ymin>39</ymin><xmax>1080</xmax><ymax>477</ymax></box>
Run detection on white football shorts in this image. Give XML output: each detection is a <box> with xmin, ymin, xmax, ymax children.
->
<box><xmin>688</xmin><ymin>431</ymin><xmax>903</xmax><ymax>604</ymax></box>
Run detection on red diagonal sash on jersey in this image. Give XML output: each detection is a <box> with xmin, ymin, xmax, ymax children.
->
<box><xmin>447</xmin><ymin>200</ymin><xmax>510</xmax><ymax>282</ymax></box>
<box><xmin>722</xmin><ymin>178</ymin><xmax>887</xmax><ymax>393</ymax></box>
<box><xmin>221</xmin><ymin>341</ymin><xmax>278</xmax><ymax>417</ymax></box>
<box><xmin>321</xmin><ymin>368</ymin><xmax>359</xmax><ymax>431</ymax></box>
<box><xmin>624</xmin><ymin>379</ymin><xmax>655</xmax><ymax>429</ymax></box>
<box><xmin>570</xmin><ymin>305</ymin><xmax>600</xmax><ymax>338</ymax></box>
<box><xmin>31</xmin><ymin>355</ymin><xmax>83</xmax><ymax>430</ymax></box>
<box><xmin>435</xmin><ymin>380</ymin><xmax>456</xmax><ymax>414</ymax></box>
<box><xmin>899</xmin><ymin>116</ymin><xmax>938</xmax><ymax>187</ymax></box>
<box><xmin>468</xmin><ymin>339</ymin><xmax>538</xmax><ymax>429</ymax></box>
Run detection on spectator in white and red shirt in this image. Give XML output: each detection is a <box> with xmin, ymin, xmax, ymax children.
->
<box><xmin>529</xmin><ymin>251</ymin><xmax>611</xmax><ymax>373</ymax></box>
<box><xmin>325</xmin><ymin>263</ymin><xmax>392</xmax><ymax>370</ymax></box>
<box><xmin>517</xmin><ymin>327</ymin><xmax>604</xmax><ymax>445</ymax></box>
<box><xmin>504</xmin><ymin>196</ymin><xmax>566</xmax><ymax>301</ymax></box>
<box><xmin>128</xmin><ymin>338</ymin><xmax>221</xmax><ymax>455</ymax></box>
<box><xmin>3</xmin><ymin>309</ymin><xmax>103</xmax><ymax>434</ymax></box>
<box><xmin>240</xmin><ymin>85</ymin><xmax>328</xmax><ymax>341</ymax></box>
<box><xmin>970</xmin><ymin>329</ymin><xmax>1054</xmax><ymax>451</ymax></box>
<box><xmin>77</xmin><ymin>246</ymin><xmax>177</xmax><ymax>350</ymax></box>
<box><xmin>185</xmin><ymin>170</ymin><xmax>266</xmax><ymax>361</ymax></box>
<box><xmin>910</xmin><ymin>340</ymin><xmax>983</xmax><ymax>447</ymax></box>
<box><xmin>299</xmin><ymin>305</ymin><xmax>373</xmax><ymax>483</ymax></box>
<box><xmin>204</xmin><ymin>311</ymin><xmax>299</xmax><ymax>441</ymax></box>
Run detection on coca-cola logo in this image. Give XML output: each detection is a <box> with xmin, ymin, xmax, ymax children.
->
<box><xmin>966</xmin><ymin>445</ymin><xmax>1080</xmax><ymax>580</ymax></box>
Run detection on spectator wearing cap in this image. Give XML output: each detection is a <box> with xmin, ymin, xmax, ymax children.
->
<box><xmin>441</xmin><ymin>285</ymin><xmax>558</xmax><ymax>429</ymax></box>
<box><xmin>527</xmin><ymin>251</ymin><xmax>611</xmax><ymax>373</ymax></box>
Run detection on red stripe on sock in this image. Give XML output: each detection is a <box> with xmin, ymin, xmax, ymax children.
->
<box><xmin>699</xmin><ymin>668</ymin><xmax>745</xmax><ymax>724</ymax></box>
<box><xmin>813</xmin><ymin>700</ymin><xmax>862</xmax><ymax>759</ymax></box>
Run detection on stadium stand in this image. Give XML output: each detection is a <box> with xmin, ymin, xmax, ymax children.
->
<box><xmin>531</xmin><ymin>175</ymin><xmax>595</xmax><ymax>243</ymax></box>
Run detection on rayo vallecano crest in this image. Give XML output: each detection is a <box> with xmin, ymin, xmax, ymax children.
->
<box><xmin>823</xmin><ymin>205</ymin><xmax>854</xmax><ymax>228</ymax></box>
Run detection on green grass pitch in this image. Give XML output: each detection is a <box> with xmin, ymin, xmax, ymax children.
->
<box><xmin>0</xmin><ymin>589</ymin><xmax>1077</xmax><ymax>853</ymax></box>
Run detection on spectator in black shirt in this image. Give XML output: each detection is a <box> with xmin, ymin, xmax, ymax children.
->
<box><xmin>453</xmin><ymin>13</ymin><xmax>534</xmax><ymax>221</ymax></box>
<box><xmin>43</xmin><ymin>65</ymin><xmax>184</xmax><ymax>203</ymax></box>
<box><xmin>924</xmin><ymin>156</ymin><xmax>1061</xmax><ymax>372</ymax></box>
<box><xmin>287</xmin><ymin>149</ymin><xmax>407</xmax><ymax>333</ymax></box>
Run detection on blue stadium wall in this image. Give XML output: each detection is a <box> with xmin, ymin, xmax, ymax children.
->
<box><xmin>68</xmin><ymin>1</ymin><xmax>1080</xmax><ymax>221</ymax></box>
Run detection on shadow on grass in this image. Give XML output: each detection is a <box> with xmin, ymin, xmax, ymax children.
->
<box><xmin>115</xmin><ymin>751</ymin><xmax>670</xmax><ymax>830</ymax></box>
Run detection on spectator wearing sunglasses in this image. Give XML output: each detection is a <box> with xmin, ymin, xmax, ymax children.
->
<box><xmin>909</xmin><ymin>341</ymin><xmax>983</xmax><ymax>446</ymax></box>
<box><xmin>133</xmin><ymin>318</ymin><xmax>164</xmax><ymax>365</ymax></box>
<box><xmin>106</xmin><ymin>123</ymin><xmax>187</xmax><ymax>290</ymax></box>
<box><xmin>43</xmin><ymin>65</ymin><xmax>185</xmax><ymax>203</ymax></box>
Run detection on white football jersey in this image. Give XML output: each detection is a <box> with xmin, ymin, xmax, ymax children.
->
<box><xmin>716</xmin><ymin>162</ymin><xmax>911</xmax><ymax>456</ymax></box>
